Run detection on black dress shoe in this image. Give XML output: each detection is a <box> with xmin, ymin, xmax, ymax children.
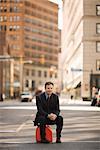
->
<box><xmin>41</xmin><ymin>139</ymin><xmax>50</xmax><ymax>143</ymax></box>
<box><xmin>56</xmin><ymin>138</ymin><xmax>61</xmax><ymax>143</ymax></box>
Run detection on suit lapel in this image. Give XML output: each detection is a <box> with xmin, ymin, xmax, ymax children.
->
<box><xmin>42</xmin><ymin>93</ymin><xmax>48</xmax><ymax>105</ymax></box>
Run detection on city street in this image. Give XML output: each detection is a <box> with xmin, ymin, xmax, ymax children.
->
<box><xmin>0</xmin><ymin>0</ymin><xmax>100</xmax><ymax>150</ymax></box>
<box><xmin>0</xmin><ymin>98</ymin><xmax>100</xmax><ymax>150</ymax></box>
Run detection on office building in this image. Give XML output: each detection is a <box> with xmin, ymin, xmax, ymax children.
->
<box><xmin>0</xmin><ymin>0</ymin><xmax>59</xmax><ymax>97</ymax></box>
<box><xmin>61</xmin><ymin>0</ymin><xmax>100</xmax><ymax>100</ymax></box>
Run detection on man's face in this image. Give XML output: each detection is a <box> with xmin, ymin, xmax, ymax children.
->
<box><xmin>45</xmin><ymin>84</ymin><xmax>54</xmax><ymax>96</ymax></box>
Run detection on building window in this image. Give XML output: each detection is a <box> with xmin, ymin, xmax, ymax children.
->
<box><xmin>10</xmin><ymin>16</ymin><xmax>13</xmax><ymax>21</ymax></box>
<box><xmin>12</xmin><ymin>44</ymin><xmax>20</xmax><ymax>50</ymax></box>
<box><xmin>16</xmin><ymin>16</ymin><xmax>20</xmax><ymax>21</ymax></box>
<box><xmin>96</xmin><ymin>42</ymin><xmax>100</xmax><ymax>52</ymax></box>
<box><xmin>31</xmin><ymin>80</ymin><xmax>35</xmax><ymax>90</ymax></box>
<box><xmin>15</xmin><ymin>0</ymin><xmax>20</xmax><ymax>2</ymax></box>
<box><xmin>0</xmin><ymin>16</ymin><xmax>7</xmax><ymax>22</ymax></box>
<box><xmin>96</xmin><ymin>60</ymin><xmax>100</xmax><ymax>71</ymax></box>
<box><xmin>44</xmin><ymin>71</ymin><xmax>47</xmax><ymax>77</ymax></box>
<box><xmin>38</xmin><ymin>70</ymin><xmax>41</xmax><ymax>77</ymax></box>
<box><xmin>4</xmin><ymin>7</ymin><xmax>7</xmax><ymax>12</ymax></box>
<box><xmin>55</xmin><ymin>72</ymin><xmax>57</xmax><ymax>78</ymax></box>
<box><xmin>13</xmin><ymin>25</ymin><xmax>17</xmax><ymax>31</ymax></box>
<box><xmin>14</xmin><ymin>16</ymin><xmax>17</xmax><ymax>21</ymax></box>
<box><xmin>9</xmin><ymin>26</ymin><xmax>13</xmax><ymax>31</ymax></box>
<box><xmin>32</xmin><ymin>69</ymin><xmax>35</xmax><ymax>76</ymax></box>
<box><xmin>9</xmin><ymin>25</ymin><xmax>20</xmax><ymax>31</ymax></box>
<box><xmin>25</xmin><ymin>80</ymin><xmax>29</xmax><ymax>87</ymax></box>
<box><xmin>0</xmin><ymin>25</ymin><xmax>2</xmax><ymax>31</ymax></box>
<box><xmin>26</xmin><ymin>69</ymin><xmax>29</xmax><ymax>76</ymax></box>
<box><xmin>0</xmin><ymin>7</ymin><xmax>3</xmax><ymax>12</ymax></box>
<box><xmin>4</xmin><ymin>25</ymin><xmax>6</xmax><ymax>31</ymax></box>
<box><xmin>3</xmin><ymin>16</ymin><xmax>7</xmax><ymax>22</ymax></box>
<box><xmin>96</xmin><ymin>5</ymin><xmax>100</xmax><ymax>15</ymax></box>
<box><xmin>10</xmin><ymin>7</ymin><xmax>13</xmax><ymax>12</ymax></box>
<box><xmin>14</xmin><ymin>6</ymin><xmax>17</xmax><ymax>12</ymax></box>
<box><xmin>0</xmin><ymin>16</ymin><xmax>3</xmax><ymax>22</ymax></box>
<box><xmin>0</xmin><ymin>25</ymin><xmax>6</xmax><ymax>31</ymax></box>
<box><xmin>9</xmin><ymin>34</ymin><xmax>19</xmax><ymax>40</ymax></box>
<box><xmin>49</xmin><ymin>71</ymin><xmax>53</xmax><ymax>78</ymax></box>
<box><xmin>96</xmin><ymin>23</ymin><xmax>100</xmax><ymax>34</ymax></box>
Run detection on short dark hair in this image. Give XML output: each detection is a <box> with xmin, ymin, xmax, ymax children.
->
<box><xmin>95</xmin><ymin>92</ymin><xmax>98</xmax><ymax>95</ymax></box>
<box><xmin>45</xmin><ymin>82</ymin><xmax>54</xmax><ymax>89</ymax></box>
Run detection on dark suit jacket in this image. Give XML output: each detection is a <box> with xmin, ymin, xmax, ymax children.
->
<box><xmin>34</xmin><ymin>92</ymin><xmax>60</xmax><ymax>125</ymax></box>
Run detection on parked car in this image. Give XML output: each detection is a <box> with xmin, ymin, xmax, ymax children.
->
<box><xmin>20</xmin><ymin>92</ymin><xmax>33</xmax><ymax>102</ymax></box>
<box><xmin>97</xmin><ymin>90</ymin><xmax>100</xmax><ymax>107</ymax></box>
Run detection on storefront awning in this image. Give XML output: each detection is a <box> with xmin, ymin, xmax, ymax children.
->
<box><xmin>67</xmin><ymin>77</ymin><xmax>81</xmax><ymax>89</ymax></box>
<box><xmin>74</xmin><ymin>82</ymin><xmax>81</xmax><ymax>89</ymax></box>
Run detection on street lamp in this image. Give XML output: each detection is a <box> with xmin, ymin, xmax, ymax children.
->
<box><xmin>19</xmin><ymin>58</ymin><xmax>32</xmax><ymax>94</ymax></box>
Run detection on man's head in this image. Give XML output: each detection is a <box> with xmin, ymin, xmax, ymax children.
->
<box><xmin>45</xmin><ymin>82</ymin><xmax>54</xmax><ymax>96</ymax></box>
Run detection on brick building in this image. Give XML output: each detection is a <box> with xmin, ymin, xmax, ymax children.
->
<box><xmin>0</xmin><ymin>0</ymin><xmax>59</xmax><ymax>98</ymax></box>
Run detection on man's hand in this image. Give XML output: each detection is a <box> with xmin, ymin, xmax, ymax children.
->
<box><xmin>48</xmin><ymin>113</ymin><xmax>57</xmax><ymax>121</ymax></box>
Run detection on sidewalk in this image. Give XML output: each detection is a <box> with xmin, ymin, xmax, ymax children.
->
<box><xmin>0</xmin><ymin>99</ymin><xmax>33</xmax><ymax>107</ymax></box>
<box><xmin>59</xmin><ymin>97</ymin><xmax>91</xmax><ymax>106</ymax></box>
<box><xmin>0</xmin><ymin>97</ymin><xmax>91</xmax><ymax>106</ymax></box>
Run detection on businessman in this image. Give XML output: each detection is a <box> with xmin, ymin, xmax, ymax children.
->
<box><xmin>34</xmin><ymin>81</ymin><xmax>63</xmax><ymax>143</ymax></box>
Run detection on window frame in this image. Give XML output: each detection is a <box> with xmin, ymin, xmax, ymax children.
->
<box><xmin>96</xmin><ymin>59</ymin><xmax>100</xmax><ymax>71</ymax></box>
<box><xmin>96</xmin><ymin>5</ymin><xmax>100</xmax><ymax>16</ymax></box>
<box><xmin>96</xmin><ymin>41</ymin><xmax>100</xmax><ymax>52</ymax></box>
<box><xmin>96</xmin><ymin>23</ymin><xmax>100</xmax><ymax>34</ymax></box>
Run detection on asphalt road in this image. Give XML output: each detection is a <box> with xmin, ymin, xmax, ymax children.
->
<box><xmin>0</xmin><ymin>100</ymin><xmax>100</xmax><ymax>150</ymax></box>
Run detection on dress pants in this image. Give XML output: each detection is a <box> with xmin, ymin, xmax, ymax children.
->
<box><xmin>37</xmin><ymin>115</ymin><xmax>63</xmax><ymax>140</ymax></box>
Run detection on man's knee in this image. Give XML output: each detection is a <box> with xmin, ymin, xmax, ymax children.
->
<box><xmin>56</xmin><ymin>116</ymin><xmax>63</xmax><ymax>124</ymax></box>
<box><xmin>38</xmin><ymin>116</ymin><xmax>47</xmax><ymax>125</ymax></box>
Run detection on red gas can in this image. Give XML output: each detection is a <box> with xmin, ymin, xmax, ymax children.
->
<box><xmin>36</xmin><ymin>125</ymin><xmax>52</xmax><ymax>143</ymax></box>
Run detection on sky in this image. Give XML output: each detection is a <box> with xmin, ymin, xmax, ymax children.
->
<box><xmin>49</xmin><ymin>0</ymin><xmax>61</xmax><ymax>4</ymax></box>
<box><xmin>49</xmin><ymin>0</ymin><xmax>63</xmax><ymax>29</ymax></box>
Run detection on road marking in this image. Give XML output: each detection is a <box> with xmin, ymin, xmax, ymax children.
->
<box><xmin>16</xmin><ymin>122</ymin><xmax>26</xmax><ymax>133</ymax></box>
<box><xmin>60</xmin><ymin>106</ymin><xmax>100</xmax><ymax>111</ymax></box>
<box><xmin>0</xmin><ymin>106</ymin><xmax>100</xmax><ymax>111</ymax></box>
<box><xmin>63</xmin><ymin>141</ymin><xmax>100</xmax><ymax>143</ymax></box>
<box><xmin>0</xmin><ymin>130</ymin><xmax>15</xmax><ymax>133</ymax></box>
<box><xmin>1</xmin><ymin>141</ymin><xmax>100</xmax><ymax>144</ymax></box>
<box><xmin>0</xmin><ymin>106</ymin><xmax>36</xmax><ymax>110</ymax></box>
<box><xmin>16</xmin><ymin>119</ymin><xmax>31</xmax><ymax>133</ymax></box>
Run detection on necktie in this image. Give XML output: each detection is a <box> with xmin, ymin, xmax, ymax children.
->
<box><xmin>47</xmin><ymin>96</ymin><xmax>50</xmax><ymax>102</ymax></box>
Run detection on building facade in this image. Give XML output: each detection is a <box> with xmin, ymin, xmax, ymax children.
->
<box><xmin>61</xmin><ymin>0</ymin><xmax>100</xmax><ymax>100</ymax></box>
<box><xmin>0</xmin><ymin>31</ymin><xmax>5</xmax><ymax>100</ymax></box>
<box><xmin>0</xmin><ymin>0</ymin><xmax>59</xmax><ymax>98</ymax></box>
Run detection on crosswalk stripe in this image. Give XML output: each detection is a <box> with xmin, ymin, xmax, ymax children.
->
<box><xmin>0</xmin><ymin>106</ymin><xmax>100</xmax><ymax>111</ymax></box>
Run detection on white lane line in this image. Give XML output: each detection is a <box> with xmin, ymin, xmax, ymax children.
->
<box><xmin>0</xmin><ymin>106</ymin><xmax>36</xmax><ymax>110</ymax></box>
<box><xmin>0</xmin><ymin>120</ymin><xmax>33</xmax><ymax>134</ymax></box>
<box><xmin>0</xmin><ymin>106</ymin><xmax>100</xmax><ymax>111</ymax></box>
<box><xmin>65</xmin><ymin>141</ymin><xmax>100</xmax><ymax>143</ymax></box>
<box><xmin>16</xmin><ymin>122</ymin><xmax>26</xmax><ymax>133</ymax></box>
<box><xmin>1</xmin><ymin>141</ymin><xmax>100</xmax><ymax>144</ymax></box>
<box><xmin>0</xmin><ymin>130</ymin><xmax>15</xmax><ymax>133</ymax></box>
<box><xmin>60</xmin><ymin>106</ymin><xmax>100</xmax><ymax>111</ymax></box>
<box><xmin>16</xmin><ymin>119</ymin><xmax>31</xmax><ymax>133</ymax></box>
